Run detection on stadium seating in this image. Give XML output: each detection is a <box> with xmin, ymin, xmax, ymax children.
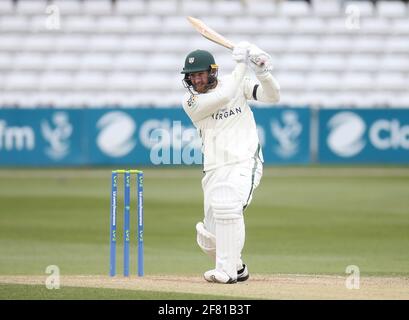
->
<box><xmin>0</xmin><ymin>0</ymin><xmax>408</xmax><ymax>108</ymax></box>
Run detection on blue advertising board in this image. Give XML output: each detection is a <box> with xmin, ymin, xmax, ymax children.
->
<box><xmin>318</xmin><ymin>109</ymin><xmax>409</xmax><ymax>163</ymax></box>
<box><xmin>0</xmin><ymin>108</ymin><xmax>311</xmax><ymax>166</ymax></box>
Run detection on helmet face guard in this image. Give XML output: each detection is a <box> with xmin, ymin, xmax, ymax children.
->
<box><xmin>181</xmin><ymin>50</ymin><xmax>218</xmax><ymax>93</ymax></box>
<box><xmin>182</xmin><ymin>65</ymin><xmax>218</xmax><ymax>90</ymax></box>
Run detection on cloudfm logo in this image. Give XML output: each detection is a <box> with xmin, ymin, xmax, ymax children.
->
<box><xmin>327</xmin><ymin>112</ymin><xmax>366</xmax><ymax>157</ymax></box>
<box><xmin>96</xmin><ymin>112</ymin><xmax>136</xmax><ymax>157</ymax></box>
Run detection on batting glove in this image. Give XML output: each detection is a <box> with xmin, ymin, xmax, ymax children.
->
<box><xmin>232</xmin><ymin>41</ymin><xmax>251</xmax><ymax>64</ymax></box>
<box><xmin>249</xmin><ymin>44</ymin><xmax>273</xmax><ymax>75</ymax></box>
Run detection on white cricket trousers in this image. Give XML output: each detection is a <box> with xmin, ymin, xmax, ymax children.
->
<box><xmin>201</xmin><ymin>156</ymin><xmax>263</xmax><ymax>268</ymax></box>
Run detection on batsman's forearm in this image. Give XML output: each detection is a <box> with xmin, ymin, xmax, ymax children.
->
<box><xmin>221</xmin><ymin>62</ymin><xmax>247</xmax><ymax>102</ymax></box>
<box><xmin>189</xmin><ymin>63</ymin><xmax>247</xmax><ymax>122</ymax></box>
<box><xmin>255</xmin><ymin>72</ymin><xmax>281</xmax><ymax>103</ymax></box>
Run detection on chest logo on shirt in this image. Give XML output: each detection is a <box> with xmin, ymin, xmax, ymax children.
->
<box><xmin>187</xmin><ymin>95</ymin><xmax>197</xmax><ymax>109</ymax></box>
<box><xmin>211</xmin><ymin>107</ymin><xmax>242</xmax><ymax>120</ymax></box>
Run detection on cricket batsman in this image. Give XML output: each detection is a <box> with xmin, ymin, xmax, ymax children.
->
<box><xmin>181</xmin><ymin>42</ymin><xmax>280</xmax><ymax>283</ymax></box>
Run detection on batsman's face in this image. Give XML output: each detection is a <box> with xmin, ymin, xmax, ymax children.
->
<box><xmin>189</xmin><ymin>71</ymin><xmax>209</xmax><ymax>93</ymax></box>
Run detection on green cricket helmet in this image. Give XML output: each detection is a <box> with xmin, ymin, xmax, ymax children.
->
<box><xmin>181</xmin><ymin>49</ymin><xmax>218</xmax><ymax>90</ymax></box>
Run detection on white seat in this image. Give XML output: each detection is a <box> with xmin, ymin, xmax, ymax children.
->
<box><xmin>0</xmin><ymin>35</ymin><xmax>24</xmax><ymax>52</ymax></box>
<box><xmin>306</xmin><ymin>72</ymin><xmax>341</xmax><ymax>91</ymax></box>
<box><xmin>52</xmin><ymin>0</ymin><xmax>82</xmax><ymax>16</ymax></box>
<box><xmin>122</xmin><ymin>36</ymin><xmax>155</xmax><ymax>52</ymax></box>
<box><xmin>148</xmin><ymin>55</ymin><xmax>181</xmax><ymax>73</ymax></box>
<box><xmin>0</xmin><ymin>0</ymin><xmax>13</xmax><ymax>14</ymax></box>
<box><xmin>155</xmin><ymin>36</ymin><xmax>191</xmax><ymax>53</ymax></box>
<box><xmin>5</xmin><ymin>72</ymin><xmax>40</xmax><ymax>90</ymax></box>
<box><xmin>280</xmin><ymin>54</ymin><xmax>311</xmax><ymax>72</ymax></box>
<box><xmin>379</xmin><ymin>55</ymin><xmax>409</xmax><ymax>72</ymax></box>
<box><xmin>391</xmin><ymin>94</ymin><xmax>409</xmax><ymax>108</ymax></box>
<box><xmin>229</xmin><ymin>17</ymin><xmax>263</xmax><ymax>35</ymax></box>
<box><xmin>56</xmin><ymin>35</ymin><xmax>89</xmax><ymax>52</ymax></box>
<box><xmin>311</xmin><ymin>0</ymin><xmax>341</xmax><ymax>17</ymax></box>
<box><xmin>108</xmin><ymin>72</ymin><xmax>140</xmax><ymax>91</ymax></box>
<box><xmin>80</xmin><ymin>54</ymin><xmax>114</xmax><ymax>71</ymax></box>
<box><xmin>327</xmin><ymin>17</ymin><xmax>358</xmax><ymax>35</ymax></box>
<box><xmin>146</xmin><ymin>0</ymin><xmax>178</xmax><ymax>15</ymax></box>
<box><xmin>64</xmin><ymin>16</ymin><xmax>97</xmax><ymax>33</ymax></box>
<box><xmin>346</xmin><ymin>55</ymin><xmax>379</xmax><ymax>72</ymax></box>
<box><xmin>47</xmin><ymin>54</ymin><xmax>80</xmax><ymax>70</ymax></box>
<box><xmin>277</xmin><ymin>92</ymin><xmax>308</xmax><ymax>107</ymax></box>
<box><xmin>112</xmin><ymin>53</ymin><xmax>147</xmax><ymax>71</ymax></box>
<box><xmin>56</xmin><ymin>93</ymin><xmax>89</xmax><ymax>108</ymax></box>
<box><xmin>375</xmin><ymin>73</ymin><xmax>408</xmax><ymax>91</ymax></box>
<box><xmin>286</xmin><ymin>36</ymin><xmax>320</xmax><ymax>54</ymax></box>
<box><xmin>162</xmin><ymin>16</ymin><xmax>192</xmax><ymax>34</ymax></box>
<box><xmin>340</xmin><ymin>72</ymin><xmax>373</xmax><ymax>91</ymax></box>
<box><xmin>130</xmin><ymin>15</ymin><xmax>162</xmax><ymax>33</ymax></box>
<box><xmin>353</xmin><ymin>36</ymin><xmax>384</xmax><ymax>53</ymax></box>
<box><xmin>392</xmin><ymin>19</ymin><xmax>409</xmax><ymax>35</ymax></box>
<box><xmin>213</xmin><ymin>1</ymin><xmax>243</xmax><ymax>16</ymax></box>
<box><xmin>0</xmin><ymin>54</ymin><xmax>12</xmax><ymax>71</ymax></box>
<box><xmin>293</xmin><ymin>17</ymin><xmax>326</xmax><ymax>35</ymax></box>
<box><xmin>253</xmin><ymin>36</ymin><xmax>286</xmax><ymax>54</ymax></box>
<box><xmin>30</xmin><ymin>16</ymin><xmax>55</xmax><ymax>33</ymax></box>
<box><xmin>278</xmin><ymin>1</ymin><xmax>311</xmax><ymax>17</ymax></box>
<box><xmin>27</xmin><ymin>92</ymin><xmax>61</xmax><ymax>108</ymax></box>
<box><xmin>97</xmin><ymin>16</ymin><xmax>129</xmax><ymax>33</ymax></box>
<box><xmin>13</xmin><ymin>53</ymin><xmax>46</xmax><ymax>70</ymax></box>
<box><xmin>312</xmin><ymin>54</ymin><xmax>345</xmax><ymax>72</ymax></box>
<box><xmin>82</xmin><ymin>0</ymin><xmax>112</xmax><ymax>15</ymax></box>
<box><xmin>262</xmin><ymin>17</ymin><xmax>293</xmax><ymax>35</ymax></box>
<box><xmin>386</xmin><ymin>37</ymin><xmax>409</xmax><ymax>53</ymax></box>
<box><xmin>180</xmin><ymin>0</ymin><xmax>211</xmax><ymax>16</ymax></box>
<box><xmin>363</xmin><ymin>91</ymin><xmax>392</xmax><ymax>107</ymax></box>
<box><xmin>125</xmin><ymin>92</ymin><xmax>157</xmax><ymax>106</ymax></box>
<box><xmin>24</xmin><ymin>35</ymin><xmax>57</xmax><ymax>52</ymax></box>
<box><xmin>40</xmin><ymin>72</ymin><xmax>75</xmax><ymax>90</ymax></box>
<box><xmin>383</xmin><ymin>93</ymin><xmax>406</xmax><ymax>108</ymax></box>
<box><xmin>343</xmin><ymin>1</ymin><xmax>374</xmax><ymax>17</ymax></box>
<box><xmin>90</xmin><ymin>92</ymin><xmax>129</xmax><ymax>108</ymax></box>
<box><xmin>245</xmin><ymin>0</ymin><xmax>277</xmax><ymax>17</ymax></box>
<box><xmin>138</xmin><ymin>73</ymin><xmax>172</xmax><ymax>91</ymax></box>
<box><xmin>274</xmin><ymin>72</ymin><xmax>306</xmax><ymax>91</ymax></box>
<box><xmin>0</xmin><ymin>92</ymin><xmax>22</xmax><ymax>107</ymax></box>
<box><xmin>16</xmin><ymin>0</ymin><xmax>47</xmax><ymax>15</ymax></box>
<box><xmin>114</xmin><ymin>0</ymin><xmax>145</xmax><ymax>16</ymax></box>
<box><xmin>0</xmin><ymin>16</ymin><xmax>30</xmax><ymax>32</ymax></box>
<box><xmin>89</xmin><ymin>36</ymin><xmax>123</xmax><ymax>52</ymax></box>
<box><xmin>377</xmin><ymin>1</ymin><xmax>408</xmax><ymax>18</ymax></box>
<box><xmin>8</xmin><ymin>93</ymin><xmax>40</xmax><ymax>108</ymax></box>
<box><xmin>360</xmin><ymin>18</ymin><xmax>391</xmax><ymax>36</ymax></box>
<box><xmin>73</xmin><ymin>72</ymin><xmax>108</xmax><ymax>91</ymax></box>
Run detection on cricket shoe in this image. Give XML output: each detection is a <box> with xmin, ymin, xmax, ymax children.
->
<box><xmin>204</xmin><ymin>269</ymin><xmax>237</xmax><ymax>284</ymax></box>
<box><xmin>237</xmin><ymin>264</ymin><xmax>249</xmax><ymax>282</ymax></box>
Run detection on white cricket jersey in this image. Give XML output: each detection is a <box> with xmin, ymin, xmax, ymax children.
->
<box><xmin>182</xmin><ymin>71</ymin><xmax>265</xmax><ymax>172</ymax></box>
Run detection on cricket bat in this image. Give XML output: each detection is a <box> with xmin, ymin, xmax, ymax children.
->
<box><xmin>187</xmin><ymin>16</ymin><xmax>235</xmax><ymax>50</ymax></box>
<box><xmin>187</xmin><ymin>16</ymin><xmax>263</xmax><ymax>66</ymax></box>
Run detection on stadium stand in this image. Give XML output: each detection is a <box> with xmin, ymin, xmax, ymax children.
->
<box><xmin>0</xmin><ymin>0</ymin><xmax>408</xmax><ymax>108</ymax></box>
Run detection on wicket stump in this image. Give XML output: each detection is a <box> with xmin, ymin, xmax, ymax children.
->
<box><xmin>110</xmin><ymin>169</ymin><xmax>144</xmax><ymax>277</ymax></box>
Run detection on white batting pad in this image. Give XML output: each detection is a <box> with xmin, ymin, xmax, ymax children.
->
<box><xmin>209</xmin><ymin>182</ymin><xmax>243</xmax><ymax>280</ymax></box>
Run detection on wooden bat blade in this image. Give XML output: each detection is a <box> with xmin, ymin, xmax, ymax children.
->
<box><xmin>187</xmin><ymin>16</ymin><xmax>235</xmax><ymax>50</ymax></box>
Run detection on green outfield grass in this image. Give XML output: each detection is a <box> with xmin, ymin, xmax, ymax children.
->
<box><xmin>0</xmin><ymin>284</ymin><xmax>240</xmax><ymax>300</ymax></box>
<box><xmin>0</xmin><ymin>166</ymin><xmax>408</xmax><ymax>299</ymax></box>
